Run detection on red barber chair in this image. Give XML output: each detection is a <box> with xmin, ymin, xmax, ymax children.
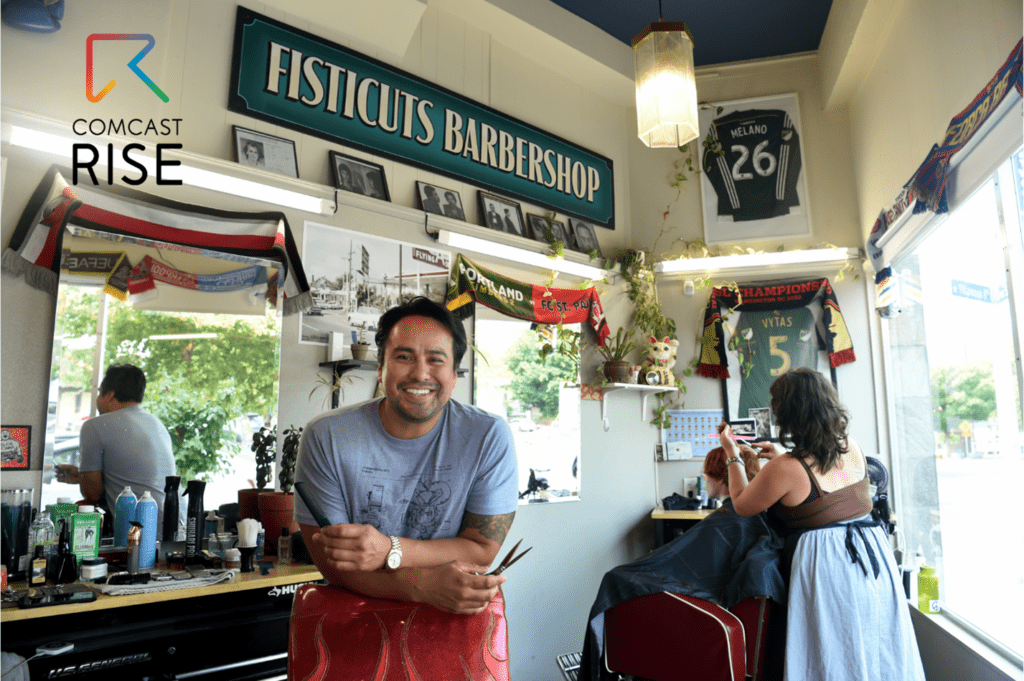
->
<box><xmin>288</xmin><ymin>584</ymin><xmax>510</xmax><ymax>681</ymax></box>
<box><xmin>604</xmin><ymin>594</ymin><xmax>777</xmax><ymax>681</ymax></box>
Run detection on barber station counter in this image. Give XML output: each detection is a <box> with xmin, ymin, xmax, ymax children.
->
<box><xmin>1</xmin><ymin>561</ymin><xmax>323</xmax><ymax>680</ymax></box>
<box><xmin>651</xmin><ymin>506</ymin><xmax>716</xmax><ymax>546</ymax></box>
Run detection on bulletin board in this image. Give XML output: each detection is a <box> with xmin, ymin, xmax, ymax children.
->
<box><xmin>662</xmin><ymin>409</ymin><xmax>724</xmax><ymax>459</ymax></box>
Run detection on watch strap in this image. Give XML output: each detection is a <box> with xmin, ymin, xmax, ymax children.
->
<box><xmin>724</xmin><ymin>457</ymin><xmax>742</xmax><ymax>468</ymax></box>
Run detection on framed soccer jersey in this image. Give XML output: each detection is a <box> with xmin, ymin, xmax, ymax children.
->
<box><xmin>698</xmin><ymin>93</ymin><xmax>812</xmax><ymax>244</ymax></box>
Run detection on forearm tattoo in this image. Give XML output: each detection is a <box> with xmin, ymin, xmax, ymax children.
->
<box><xmin>459</xmin><ymin>511</ymin><xmax>515</xmax><ymax>545</ymax></box>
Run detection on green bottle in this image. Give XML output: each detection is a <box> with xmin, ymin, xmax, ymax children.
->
<box><xmin>918</xmin><ymin>564</ymin><xmax>940</xmax><ymax>614</ymax></box>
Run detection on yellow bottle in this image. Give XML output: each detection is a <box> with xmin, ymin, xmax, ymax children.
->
<box><xmin>918</xmin><ymin>564</ymin><xmax>940</xmax><ymax>614</ymax></box>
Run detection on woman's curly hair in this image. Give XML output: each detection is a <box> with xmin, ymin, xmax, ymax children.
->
<box><xmin>769</xmin><ymin>367</ymin><xmax>850</xmax><ymax>473</ymax></box>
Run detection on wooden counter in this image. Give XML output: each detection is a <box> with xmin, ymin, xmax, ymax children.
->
<box><xmin>651</xmin><ymin>506</ymin><xmax>717</xmax><ymax>545</ymax></box>
<box><xmin>1</xmin><ymin>560</ymin><xmax>322</xmax><ymax>622</ymax></box>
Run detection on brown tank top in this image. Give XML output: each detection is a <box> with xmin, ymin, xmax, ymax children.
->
<box><xmin>770</xmin><ymin>456</ymin><xmax>873</xmax><ymax>529</ymax></box>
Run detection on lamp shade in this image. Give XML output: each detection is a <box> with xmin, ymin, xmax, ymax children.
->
<box><xmin>632</xmin><ymin>21</ymin><xmax>699</xmax><ymax>148</ymax></box>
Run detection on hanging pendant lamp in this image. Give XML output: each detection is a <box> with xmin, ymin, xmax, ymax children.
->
<box><xmin>632</xmin><ymin>1</ymin><xmax>699</xmax><ymax>148</ymax></box>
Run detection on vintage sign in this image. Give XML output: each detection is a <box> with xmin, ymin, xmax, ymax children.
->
<box><xmin>229</xmin><ymin>7</ymin><xmax>615</xmax><ymax>228</ymax></box>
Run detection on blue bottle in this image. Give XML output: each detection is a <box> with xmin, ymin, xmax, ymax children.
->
<box><xmin>134</xmin><ymin>491</ymin><xmax>159</xmax><ymax>569</ymax></box>
<box><xmin>113</xmin><ymin>486</ymin><xmax>138</xmax><ymax>547</ymax></box>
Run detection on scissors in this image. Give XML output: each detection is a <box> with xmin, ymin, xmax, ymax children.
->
<box><xmin>486</xmin><ymin>539</ymin><xmax>532</xmax><ymax>576</ymax></box>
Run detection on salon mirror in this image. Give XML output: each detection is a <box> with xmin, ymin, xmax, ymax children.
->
<box><xmin>42</xmin><ymin>225</ymin><xmax>284</xmax><ymax>521</ymax></box>
<box><xmin>472</xmin><ymin>306</ymin><xmax>581</xmax><ymax>504</ymax></box>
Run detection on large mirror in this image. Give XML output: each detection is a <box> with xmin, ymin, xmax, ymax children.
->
<box><xmin>472</xmin><ymin>306</ymin><xmax>581</xmax><ymax>503</ymax></box>
<box><xmin>42</xmin><ymin>226</ymin><xmax>283</xmax><ymax>531</ymax></box>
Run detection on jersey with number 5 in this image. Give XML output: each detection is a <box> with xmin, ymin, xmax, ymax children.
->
<box><xmin>703</xmin><ymin>109</ymin><xmax>802</xmax><ymax>222</ymax></box>
<box><xmin>735</xmin><ymin>308</ymin><xmax>818</xmax><ymax>418</ymax></box>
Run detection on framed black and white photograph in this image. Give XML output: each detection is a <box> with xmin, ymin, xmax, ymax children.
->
<box><xmin>727</xmin><ymin>418</ymin><xmax>756</xmax><ymax>440</ymax></box>
<box><xmin>698</xmin><ymin>92</ymin><xmax>811</xmax><ymax>244</ymax></box>
<box><xmin>478</xmin><ymin>191</ymin><xmax>525</xmax><ymax>237</ymax></box>
<box><xmin>526</xmin><ymin>214</ymin><xmax>557</xmax><ymax>243</ymax></box>
<box><xmin>749</xmin><ymin>407</ymin><xmax>773</xmax><ymax>440</ymax></box>
<box><xmin>568</xmin><ymin>217</ymin><xmax>602</xmax><ymax>257</ymax></box>
<box><xmin>416</xmin><ymin>182</ymin><xmax>465</xmax><ymax>221</ymax></box>
<box><xmin>232</xmin><ymin>126</ymin><xmax>299</xmax><ymax>178</ymax></box>
<box><xmin>329</xmin><ymin>151</ymin><xmax>390</xmax><ymax>201</ymax></box>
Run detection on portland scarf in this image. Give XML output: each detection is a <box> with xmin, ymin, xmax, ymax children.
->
<box><xmin>446</xmin><ymin>254</ymin><xmax>610</xmax><ymax>345</ymax></box>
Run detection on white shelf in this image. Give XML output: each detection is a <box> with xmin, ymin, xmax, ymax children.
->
<box><xmin>600</xmin><ymin>383</ymin><xmax>678</xmax><ymax>430</ymax></box>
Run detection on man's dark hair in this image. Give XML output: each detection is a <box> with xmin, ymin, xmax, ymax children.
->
<box><xmin>374</xmin><ymin>297</ymin><xmax>467</xmax><ymax>369</ymax></box>
<box><xmin>99</xmin><ymin>364</ymin><xmax>147</xmax><ymax>403</ymax></box>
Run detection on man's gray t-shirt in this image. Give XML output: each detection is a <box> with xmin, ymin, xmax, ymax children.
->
<box><xmin>79</xmin><ymin>404</ymin><xmax>183</xmax><ymax>531</ymax></box>
<box><xmin>294</xmin><ymin>399</ymin><xmax>518</xmax><ymax>539</ymax></box>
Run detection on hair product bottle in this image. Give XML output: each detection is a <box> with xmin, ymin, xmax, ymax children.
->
<box><xmin>183</xmin><ymin>480</ymin><xmax>206</xmax><ymax>562</ymax></box>
<box><xmin>114</xmin><ymin>486</ymin><xmax>138</xmax><ymax>547</ymax></box>
<box><xmin>135</xmin><ymin>491</ymin><xmax>159</xmax><ymax>569</ymax></box>
<box><xmin>162</xmin><ymin>476</ymin><xmax>181</xmax><ymax>542</ymax></box>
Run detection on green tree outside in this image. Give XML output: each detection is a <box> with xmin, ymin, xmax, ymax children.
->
<box><xmin>931</xmin><ymin>361</ymin><xmax>996</xmax><ymax>436</ymax></box>
<box><xmin>505</xmin><ymin>332</ymin><xmax>578</xmax><ymax>420</ymax></box>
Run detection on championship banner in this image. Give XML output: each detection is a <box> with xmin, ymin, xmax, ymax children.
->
<box><xmin>446</xmin><ymin>254</ymin><xmax>609</xmax><ymax>345</ymax></box>
<box><xmin>60</xmin><ymin>250</ymin><xmax>132</xmax><ymax>300</ymax></box>
<box><xmin>697</xmin><ymin>278</ymin><xmax>855</xmax><ymax>380</ymax></box>
<box><xmin>697</xmin><ymin>278</ymin><xmax>855</xmax><ymax>426</ymax></box>
<box><xmin>229</xmin><ymin>7</ymin><xmax>615</xmax><ymax>228</ymax></box>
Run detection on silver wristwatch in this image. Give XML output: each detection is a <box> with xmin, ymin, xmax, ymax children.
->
<box><xmin>385</xmin><ymin>535</ymin><xmax>403</xmax><ymax>570</ymax></box>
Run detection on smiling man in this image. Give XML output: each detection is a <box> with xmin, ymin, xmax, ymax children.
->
<box><xmin>294</xmin><ymin>296</ymin><xmax>519</xmax><ymax>614</ymax></box>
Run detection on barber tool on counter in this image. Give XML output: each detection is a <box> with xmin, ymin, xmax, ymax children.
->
<box><xmin>127</xmin><ymin>521</ymin><xmax>144</xmax><ymax>574</ymax></box>
<box><xmin>51</xmin><ymin>519</ymin><xmax>78</xmax><ymax>584</ymax></box>
<box><xmin>163</xmin><ymin>475</ymin><xmax>181</xmax><ymax>541</ymax></box>
<box><xmin>237</xmin><ymin>519</ymin><xmax>262</xmax><ymax>573</ymax></box>
<box><xmin>182</xmin><ymin>479</ymin><xmax>206</xmax><ymax>563</ymax></box>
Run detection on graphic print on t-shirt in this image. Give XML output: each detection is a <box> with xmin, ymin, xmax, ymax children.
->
<box><xmin>703</xmin><ymin>109</ymin><xmax>802</xmax><ymax>222</ymax></box>
<box><xmin>405</xmin><ymin>479</ymin><xmax>453</xmax><ymax>539</ymax></box>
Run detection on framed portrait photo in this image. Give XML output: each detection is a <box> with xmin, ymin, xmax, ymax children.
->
<box><xmin>697</xmin><ymin>92</ymin><xmax>811</xmax><ymax>244</ymax></box>
<box><xmin>330</xmin><ymin>151</ymin><xmax>390</xmax><ymax>201</ymax></box>
<box><xmin>567</xmin><ymin>217</ymin><xmax>602</xmax><ymax>257</ymax></box>
<box><xmin>232</xmin><ymin>126</ymin><xmax>299</xmax><ymax>178</ymax></box>
<box><xmin>526</xmin><ymin>214</ymin><xmax>558</xmax><ymax>244</ymax></box>
<box><xmin>416</xmin><ymin>182</ymin><xmax>465</xmax><ymax>221</ymax></box>
<box><xmin>478</xmin><ymin>191</ymin><xmax>525</xmax><ymax>238</ymax></box>
<box><xmin>1</xmin><ymin>425</ymin><xmax>30</xmax><ymax>469</ymax></box>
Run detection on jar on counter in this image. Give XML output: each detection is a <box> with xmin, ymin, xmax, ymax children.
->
<box><xmin>80</xmin><ymin>558</ymin><xmax>108</xmax><ymax>582</ymax></box>
<box><xmin>224</xmin><ymin>548</ymin><xmax>241</xmax><ymax>570</ymax></box>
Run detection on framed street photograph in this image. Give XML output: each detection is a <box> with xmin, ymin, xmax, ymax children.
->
<box><xmin>567</xmin><ymin>217</ymin><xmax>602</xmax><ymax>257</ymax></box>
<box><xmin>416</xmin><ymin>181</ymin><xmax>465</xmax><ymax>221</ymax></box>
<box><xmin>1</xmin><ymin>425</ymin><xmax>30</xmax><ymax>469</ymax></box>
<box><xmin>329</xmin><ymin>151</ymin><xmax>390</xmax><ymax>201</ymax></box>
<box><xmin>478</xmin><ymin>191</ymin><xmax>525</xmax><ymax>237</ymax></box>
<box><xmin>232</xmin><ymin>126</ymin><xmax>299</xmax><ymax>178</ymax></box>
<box><xmin>697</xmin><ymin>92</ymin><xmax>811</xmax><ymax>244</ymax></box>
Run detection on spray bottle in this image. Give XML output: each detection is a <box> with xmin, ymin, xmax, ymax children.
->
<box><xmin>182</xmin><ymin>480</ymin><xmax>206</xmax><ymax>563</ymax></box>
<box><xmin>114</xmin><ymin>486</ymin><xmax>137</xmax><ymax>547</ymax></box>
<box><xmin>135</xmin><ymin>491</ymin><xmax>159</xmax><ymax>569</ymax></box>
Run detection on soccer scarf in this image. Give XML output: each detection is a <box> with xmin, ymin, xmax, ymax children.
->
<box><xmin>696</xmin><ymin>277</ymin><xmax>855</xmax><ymax>379</ymax></box>
<box><xmin>59</xmin><ymin>250</ymin><xmax>133</xmax><ymax>300</ymax></box>
<box><xmin>2</xmin><ymin>165</ymin><xmax>311</xmax><ymax>314</ymax></box>
<box><xmin>446</xmin><ymin>254</ymin><xmax>610</xmax><ymax>345</ymax></box>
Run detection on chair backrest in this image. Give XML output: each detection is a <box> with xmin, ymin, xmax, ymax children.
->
<box><xmin>288</xmin><ymin>583</ymin><xmax>509</xmax><ymax>681</ymax></box>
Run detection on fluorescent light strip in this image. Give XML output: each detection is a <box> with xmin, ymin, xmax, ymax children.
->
<box><xmin>9</xmin><ymin>125</ymin><xmax>326</xmax><ymax>214</ymax></box>
<box><xmin>655</xmin><ymin>247</ymin><xmax>859</xmax><ymax>274</ymax></box>
<box><xmin>437</xmin><ymin>229</ymin><xmax>606</xmax><ymax>279</ymax></box>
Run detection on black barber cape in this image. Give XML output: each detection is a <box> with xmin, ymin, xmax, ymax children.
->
<box><xmin>579</xmin><ymin>500</ymin><xmax>787</xmax><ymax>681</ymax></box>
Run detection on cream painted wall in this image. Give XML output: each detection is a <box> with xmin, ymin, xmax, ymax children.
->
<box><xmin>846</xmin><ymin>0</ymin><xmax>1022</xmax><ymax>242</ymax></box>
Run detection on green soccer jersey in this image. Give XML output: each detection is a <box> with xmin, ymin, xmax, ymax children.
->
<box><xmin>735</xmin><ymin>308</ymin><xmax>818</xmax><ymax>417</ymax></box>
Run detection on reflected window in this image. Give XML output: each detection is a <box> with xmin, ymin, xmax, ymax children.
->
<box><xmin>472</xmin><ymin>310</ymin><xmax>581</xmax><ymax>503</ymax></box>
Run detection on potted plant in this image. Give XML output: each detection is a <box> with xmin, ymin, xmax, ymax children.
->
<box><xmin>351</xmin><ymin>323</ymin><xmax>371</xmax><ymax>361</ymax></box>
<box><xmin>596</xmin><ymin>326</ymin><xmax>639</xmax><ymax>383</ymax></box>
<box><xmin>240</xmin><ymin>425</ymin><xmax>276</xmax><ymax>520</ymax></box>
<box><xmin>257</xmin><ymin>425</ymin><xmax>303</xmax><ymax>555</ymax></box>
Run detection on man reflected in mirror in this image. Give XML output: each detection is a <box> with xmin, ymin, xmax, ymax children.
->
<box><xmin>295</xmin><ymin>297</ymin><xmax>519</xmax><ymax>614</ymax></box>
<box><xmin>56</xmin><ymin>364</ymin><xmax>182</xmax><ymax>534</ymax></box>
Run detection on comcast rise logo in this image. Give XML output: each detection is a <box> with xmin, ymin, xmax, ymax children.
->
<box><xmin>86</xmin><ymin>33</ymin><xmax>168</xmax><ymax>103</ymax></box>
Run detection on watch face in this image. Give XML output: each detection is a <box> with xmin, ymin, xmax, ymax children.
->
<box><xmin>387</xmin><ymin>551</ymin><xmax>401</xmax><ymax>569</ymax></box>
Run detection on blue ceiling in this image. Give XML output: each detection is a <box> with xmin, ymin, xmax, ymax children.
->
<box><xmin>547</xmin><ymin>0</ymin><xmax>834</xmax><ymax>67</ymax></box>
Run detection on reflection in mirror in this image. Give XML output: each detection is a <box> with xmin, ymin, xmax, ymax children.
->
<box><xmin>44</xmin><ymin>234</ymin><xmax>282</xmax><ymax>533</ymax></box>
<box><xmin>472</xmin><ymin>308</ymin><xmax>581</xmax><ymax>504</ymax></box>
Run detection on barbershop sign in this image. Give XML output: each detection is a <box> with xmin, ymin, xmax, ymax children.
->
<box><xmin>229</xmin><ymin>7</ymin><xmax>615</xmax><ymax>228</ymax></box>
